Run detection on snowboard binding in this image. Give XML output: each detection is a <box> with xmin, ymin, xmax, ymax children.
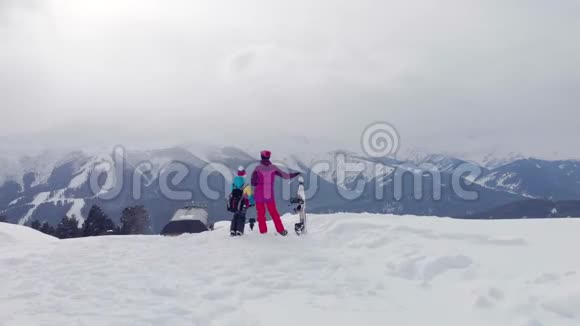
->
<box><xmin>290</xmin><ymin>197</ymin><xmax>304</xmax><ymax>211</ymax></box>
<box><xmin>294</xmin><ymin>222</ymin><xmax>305</xmax><ymax>234</ymax></box>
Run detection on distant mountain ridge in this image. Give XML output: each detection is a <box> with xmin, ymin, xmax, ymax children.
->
<box><xmin>477</xmin><ymin>158</ymin><xmax>580</xmax><ymax>200</ymax></box>
<box><xmin>1</xmin><ymin>147</ymin><xmax>579</xmax><ymax>231</ymax></box>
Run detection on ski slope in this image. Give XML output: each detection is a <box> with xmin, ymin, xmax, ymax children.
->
<box><xmin>1</xmin><ymin>214</ymin><xmax>579</xmax><ymax>326</ymax></box>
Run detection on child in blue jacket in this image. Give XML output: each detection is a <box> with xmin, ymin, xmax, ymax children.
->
<box><xmin>230</xmin><ymin>166</ymin><xmax>255</xmax><ymax>236</ymax></box>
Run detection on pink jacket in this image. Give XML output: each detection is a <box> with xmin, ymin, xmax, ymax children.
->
<box><xmin>251</xmin><ymin>160</ymin><xmax>298</xmax><ymax>203</ymax></box>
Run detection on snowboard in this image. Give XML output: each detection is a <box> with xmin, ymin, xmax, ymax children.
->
<box><xmin>291</xmin><ymin>175</ymin><xmax>307</xmax><ymax>235</ymax></box>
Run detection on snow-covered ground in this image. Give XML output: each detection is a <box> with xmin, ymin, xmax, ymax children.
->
<box><xmin>1</xmin><ymin>214</ymin><xmax>579</xmax><ymax>326</ymax></box>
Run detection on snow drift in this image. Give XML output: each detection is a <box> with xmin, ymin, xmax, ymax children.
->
<box><xmin>1</xmin><ymin>214</ymin><xmax>579</xmax><ymax>326</ymax></box>
<box><xmin>0</xmin><ymin>222</ymin><xmax>57</xmax><ymax>245</ymax></box>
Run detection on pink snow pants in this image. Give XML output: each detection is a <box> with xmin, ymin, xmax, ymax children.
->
<box><xmin>256</xmin><ymin>201</ymin><xmax>285</xmax><ymax>234</ymax></box>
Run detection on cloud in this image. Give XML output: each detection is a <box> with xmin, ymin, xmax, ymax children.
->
<box><xmin>0</xmin><ymin>0</ymin><xmax>579</xmax><ymax>158</ymax></box>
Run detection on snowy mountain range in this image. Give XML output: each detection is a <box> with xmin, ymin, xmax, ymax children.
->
<box><xmin>1</xmin><ymin>147</ymin><xmax>579</xmax><ymax>232</ymax></box>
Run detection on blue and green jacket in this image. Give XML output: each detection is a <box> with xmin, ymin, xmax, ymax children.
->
<box><xmin>232</xmin><ymin>176</ymin><xmax>255</xmax><ymax>206</ymax></box>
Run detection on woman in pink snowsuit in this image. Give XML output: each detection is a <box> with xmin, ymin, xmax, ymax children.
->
<box><xmin>251</xmin><ymin>150</ymin><xmax>300</xmax><ymax>236</ymax></box>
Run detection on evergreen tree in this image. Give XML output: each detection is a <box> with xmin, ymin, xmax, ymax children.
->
<box><xmin>83</xmin><ymin>205</ymin><xmax>116</xmax><ymax>237</ymax></box>
<box><xmin>30</xmin><ymin>220</ymin><xmax>42</xmax><ymax>231</ymax></box>
<box><xmin>55</xmin><ymin>216</ymin><xmax>81</xmax><ymax>239</ymax></box>
<box><xmin>40</xmin><ymin>222</ymin><xmax>55</xmax><ymax>236</ymax></box>
<box><xmin>120</xmin><ymin>206</ymin><xmax>152</xmax><ymax>235</ymax></box>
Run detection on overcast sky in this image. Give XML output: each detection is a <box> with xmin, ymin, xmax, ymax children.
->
<box><xmin>1</xmin><ymin>0</ymin><xmax>579</xmax><ymax>159</ymax></box>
